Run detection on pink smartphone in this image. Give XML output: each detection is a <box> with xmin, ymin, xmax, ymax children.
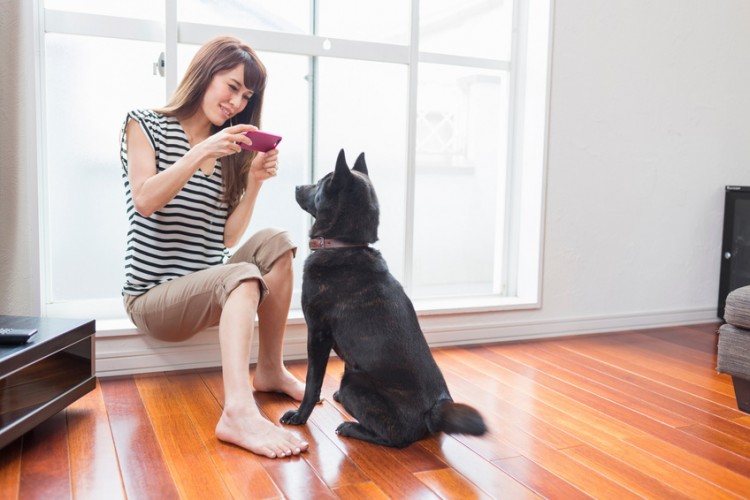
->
<box><xmin>239</xmin><ymin>130</ymin><xmax>282</xmax><ymax>152</ymax></box>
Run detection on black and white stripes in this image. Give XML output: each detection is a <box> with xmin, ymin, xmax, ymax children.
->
<box><xmin>121</xmin><ymin>109</ymin><xmax>228</xmax><ymax>296</ymax></box>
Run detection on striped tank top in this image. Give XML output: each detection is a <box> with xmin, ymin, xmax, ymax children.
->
<box><xmin>120</xmin><ymin>109</ymin><xmax>229</xmax><ymax>296</ymax></box>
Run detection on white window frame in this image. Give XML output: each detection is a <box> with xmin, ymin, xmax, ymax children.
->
<box><xmin>36</xmin><ymin>0</ymin><xmax>553</xmax><ymax>324</ymax></box>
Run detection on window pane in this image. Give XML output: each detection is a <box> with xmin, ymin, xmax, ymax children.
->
<box><xmin>412</xmin><ymin>63</ymin><xmax>510</xmax><ymax>298</ymax></box>
<box><xmin>178</xmin><ymin>0</ymin><xmax>310</xmax><ymax>35</ymax></box>
<box><xmin>420</xmin><ymin>0</ymin><xmax>513</xmax><ymax>60</ymax></box>
<box><xmin>243</xmin><ymin>53</ymin><xmax>312</xmax><ymax>285</ymax></box>
<box><xmin>39</xmin><ymin>0</ymin><xmax>548</xmax><ymax>320</ymax></box>
<box><xmin>315</xmin><ymin>58</ymin><xmax>409</xmax><ymax>280</ymax></box>
<box><xmin>317</xmin><ymin>0</ymin><xmax>410</xmax><ymax>44</ymax></box>
<box><xmin>178</xmin><ymin>45</ymin><xmax>312</xmax><ymax>296</ymax></box>
<box><xmin>44</xmin><ymin>0</ymin><xmax>163</xmax><ymax>20</ymax></box>
<box><xmin>45</xmin><ymin>34</ymin><xmax>166</xmax><ymax>301</ymax></box>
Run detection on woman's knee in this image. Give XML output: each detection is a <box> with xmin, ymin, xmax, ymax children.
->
<box><xmin>270</xmin><ymin>249</ymin><xmax>294</xmax><ymax>273</ymax></box>
<box><xmin>229</xmin><ymin>278</ymin><xmax>262</xmax><ymax>306</ymax></box>
<box><xmin>263</xmin><ymin>251</ymin><xmax>294</xmax><ymax>291</ymax></box>
<box><xmin>229</xmin><ymin>228</ymin><xmax>297</xmax><ymax>272</ymax></box>
<box><xmin>246</xmin><ymin>227</ymin><xmax>293</xmax><ymax>255</ymax></box>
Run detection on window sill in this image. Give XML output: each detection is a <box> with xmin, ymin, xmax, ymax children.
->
<box><xmin>93</xmin><ymin>294</ymin><xmax>540</xmax><ymax>338</ymax></box>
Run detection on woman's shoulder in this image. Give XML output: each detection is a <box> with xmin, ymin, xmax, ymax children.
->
<box><xmin>126</xmin><ymin>109</ymin><xmax>179</xmax><ymax>141</ymax></box>
<box><xmin>128</xmin><ymin>108</ymin><xmax>167</xmax><ymax>125</ymax></box>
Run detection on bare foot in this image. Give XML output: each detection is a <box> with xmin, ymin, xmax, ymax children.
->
<box><xmin>216</xmin><ymin>405</ymin><xmax>309</xmax><ymax>458</ymax></box>
<box><xmin>253</xmin><ymin>365</ymin><xmax>306</xmax><ymax>401</ymax></box>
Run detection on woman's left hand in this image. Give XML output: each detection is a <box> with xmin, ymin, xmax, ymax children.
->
<box><xmin>248</xmin><ymin>148</ymin><xmax>280</xmax><ymax>184</ymax></box>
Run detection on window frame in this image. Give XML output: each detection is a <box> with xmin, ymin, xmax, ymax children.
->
<box><xmin>37</xmin><ymin>0</ymin><xmax>553</xmax><ymax>322</ymax></box>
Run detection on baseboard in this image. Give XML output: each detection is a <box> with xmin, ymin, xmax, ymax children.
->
<box><xmin>418</xmin><ymin>306</ymin><xmax>720</xmax><ymax>346</ymax></box>
<box><xmin>93</xmin><ymin>306</ymin><xmax>719</xmax><ymax>377</ymax></box>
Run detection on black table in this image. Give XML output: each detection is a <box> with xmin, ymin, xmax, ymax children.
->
<box><xmin>0</xmin><ymin>315</ymin><xmax>96</xmax><ymax>449</ymax></box>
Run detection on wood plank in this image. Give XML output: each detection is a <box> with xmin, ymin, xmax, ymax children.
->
<box><xmin>437</xmin><ymin>349</ymin><xmax>644</xmax><ymax>442</ymax></box>
<box><xmin>499</xmin><ymin>342</ymin><xmax>694</xmax><ymax>427</ymax></box>
<box><xmin>414</xmin><ymin>467</ymin><xmax>494</xmax><ymax>499</ymax></box>
<box><xmin>434</xmin><ymin>349</ymin><xmax>583</xmax><ymax>450</ymax></box>
<box><xmin>493</xmin><ymin>342</ymin><xmax>728</xmax><ymax>432</ymax></box>
<box><xmin>417</xmin><ymin>433</ymin><xmax>539</xmax><ymax>499</ymax></box>
<box><xmin>627</xmin><ymin>331</ymin><xmax>719</xmax><ymax>365</ymax></box>
<box><xmin>435</xmin><ymin>350</ymin><xmax>645</xmax><ymax>498</ymax></box>
<box><xmin>439</xmin><ymin>347</ymin><xmax>745</xmax><ymax>497</ymax></box>
<box><xmin>679</xmin><ymin>422</ymin><xmax>750</xmax><ymax>460</ymax></box>
<box><xmin>642</xmin><ymin>324</ymin><xmax>720</xmax><ymax>353</ymax></box>
<box><xmin>384</xmin><ymin>435</ymin><xmax>449</xmax><ymax>474</ymax></box>
<box><xmin>684</xmin><ymin>322</ymin><xmax>723</xmax><ymax>335</ymax></box>
<box><xmin>0</xmin><ymin>437</ymin><xmax>22</xmax><ymax>499</ymax></box>
<box><xmin>10</xmin><ymin>324</ymin><xmax>750</xmax><ymax>498</ymax></box>
<box><xmin>555</xmin><ymin>339</ymin><xmax>738</xmax><ymax>407</ymax></box>
<box><xmin>533</xmin><ymin>341</ymin><xmax>750</xmax><ymax>456</ymax></box>
<box><xmin>562</xmin><ymin>444</ymin><xmax>695</xmax><ymax>499</ymax></box>
<box><xmin>99</xmin><ymin>376</ymin><xmax>180</xmax><ymax>499</ymax></box>
<box><xmin>260</xmin><ymin>457</ymin><xmax>338</xmax><ymax>500</ymax></box>
<box><xmin>587</xmin><ymin>332</ymin><xmax>729</xmax><ymax>387</ymax></box>
<box><xmin>490</xmin><ymin>454</ymin><xmax>590</xmax><ymax>499</ymax></box>
<box><xmin>565</xmin><ymin>425</ymin><xmax>746</xmax><ymax>498</ymax></box>
<box><xmin>500</xmin><ymin>437</ymin><xmax>640</xmax><ymax>499</ymax></box>
<box><xmin>166</xmin><ymin>370</ymin><xmax>283</xmax><ymax>499</ymax></box>
<box><xmin>333</xmin><ymin>481</ymin><xmax>390</xmax><ymax>499</ymax></box>
<box><xmin>134</xmin><ymin>373</ymin><xmax>232</xmax><ymax>499</ymax></box>
<box><xmin>533</xmin><ymin>341</ymin><xmax>746</xmax><ymax>422</ymax></box>
<box><xmin>556</xmin><ymin>338</ymin><xmax>735</xmax><ymax>399</ymax></box>
<box><xmin>66</xmin><ymin>379</ymin><xmax>126</xmax><ymax>499</ymax></box>
<box><xmin>490</xmin><ymin>342</ymin><xmax>750</xmax><ymax>490</ymax></box>
<box><xmin>18</xmin><ymin>411</ymin><xmax>70</xmax><ymax>498</ymax></box>
<box><xmin>624</xmin><ymin>435</ymin><xmax>750</xmax><ymax>498</ymax></box>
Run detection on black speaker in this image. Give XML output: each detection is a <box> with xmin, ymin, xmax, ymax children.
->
<box><xmin>718</xmin><ymin>186</ymin><xmax>750</xmax><ymax>319</ymax></box>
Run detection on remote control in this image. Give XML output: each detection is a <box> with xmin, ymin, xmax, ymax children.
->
<box><xmin>0</xmin><ymin>327</ymin><xmax>38</xmax><ymax>345</ymax></box>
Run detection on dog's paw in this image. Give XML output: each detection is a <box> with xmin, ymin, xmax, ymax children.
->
<box><xmin>332</xmin><ymin>390</ymin><xmax>340</xmax><ymax>403</ymax></box>
<box><xmin>335</xmin><ymin>422</ymin><xmax>355</xmax><ymax>436</ymax></box>
<box><xmin>280</xmin><ymin>409</ymin><xmax>307</xmax><ymax>425</ymax></box>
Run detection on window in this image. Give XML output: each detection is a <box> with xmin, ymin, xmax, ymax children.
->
<box><xmin>38</xmin><ymin>0</ymin><xmax>552</xmax><ymax>321</ymax></box>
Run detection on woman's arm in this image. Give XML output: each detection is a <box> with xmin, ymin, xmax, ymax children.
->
<box><xmin>126</xmin><ymin>120</ymin><xmax>255</xmax><ymax>217</ymax></box>
<box><xmin>224</xmin><ymin>148</ymin><xmax>280</xmax><ymax>248</ymax></box>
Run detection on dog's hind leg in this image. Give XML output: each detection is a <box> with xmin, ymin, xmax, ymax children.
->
<box><xmin>335</xmin><ymin>372</ymin><xmax>414</xmax><ymax>447</ymax></box>
<box><xmin>336</xmin><ymin>422</ymin><xmax>394</xmax><ymax>446</ymax></box>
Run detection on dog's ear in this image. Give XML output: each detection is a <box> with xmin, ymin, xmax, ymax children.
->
<box><xmin>332</xmin><ymin>148</ymin><xmax>351</xmax><ymax>188</ymax></box>
<box><xmin>352</xmin><ymin>152</ymin><xmax>368</xmax><ymax>176</ymax></box>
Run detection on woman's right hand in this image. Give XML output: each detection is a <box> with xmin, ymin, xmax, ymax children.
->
<box><xmin>127</xmin><ymin>120</ymin><xmax>256</xmax><ymax>217</ymax></box>
<box><xmin>196</xmin><ymin>124</ymin><xmax>258</xmax><ymax>159</ymax></box>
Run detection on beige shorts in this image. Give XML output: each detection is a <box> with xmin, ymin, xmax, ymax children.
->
<box><xmin>123</xmin><ymin>227</ymin><xmax>296</xmax><ymax>342</ymax></box>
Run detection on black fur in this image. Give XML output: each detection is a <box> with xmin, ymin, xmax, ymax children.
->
<box><xmin>280</xmin><ymin>149</ymin><xmax>487</xmax><ymax>447</ymax></box>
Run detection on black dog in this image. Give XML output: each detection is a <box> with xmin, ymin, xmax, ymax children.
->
<box><xmin>280</xmin><ymin>150</ymin><xmax>487</xmax><ymax>448</ymax></box>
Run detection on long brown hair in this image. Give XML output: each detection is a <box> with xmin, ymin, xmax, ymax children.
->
<box><xmin>155</xmin><ymin>35</ymin><xmax>267</xmax><ymax>210</ymax></box>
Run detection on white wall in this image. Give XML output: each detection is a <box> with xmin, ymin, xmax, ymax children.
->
<box><xmin>539</xmin><ymin>0</ymin><xmax>750</xmax><ymax>321</ymax></box>
<box><xmin>439</xmin><ymin>0</ymin><xmax>750</xmax><ymax>342</ymax></box>
<box><xmin>3</xmin><ymin>1</ymin><xmax>750</xmax><ymax>373</ymax></box>
<box><xmin>0</xmin><ymin>0</ymin><xmax>41</xmax><ymax>317</ymax></box>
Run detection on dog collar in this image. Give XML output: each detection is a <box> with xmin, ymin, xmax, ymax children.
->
<box><xmin>309</xmin><ymin>237</ymin><xmax>370</xmax><ymax>251</ymax></box>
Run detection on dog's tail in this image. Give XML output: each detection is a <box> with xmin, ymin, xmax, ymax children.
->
<box><xmin>429</xmin><ymin>399</ymin><xmax>487</xmax><ymax>436</ymax></box>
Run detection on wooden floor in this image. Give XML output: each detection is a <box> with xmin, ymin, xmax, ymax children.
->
<box><xmin>2</xmin><ymin>322</ymin><xmax>749</xmax><ymax>499</ymax></box>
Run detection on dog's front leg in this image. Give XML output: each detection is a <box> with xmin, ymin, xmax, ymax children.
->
<box><xmin>280</xmin><ymin>330</ymin><xmax>333</xmax><ymax>425</ymax></box>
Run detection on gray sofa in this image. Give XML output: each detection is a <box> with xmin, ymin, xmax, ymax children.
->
<box><xmin>717</xmin><ymin>286</ymin><xmax>750</xmax><ymax>412</ymax></box>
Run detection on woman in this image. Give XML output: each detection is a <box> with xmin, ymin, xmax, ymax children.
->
<box><xmin>120</xmin><ymin>35</ymin><xmax>308</xmax><ymax>459</ymax></box>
